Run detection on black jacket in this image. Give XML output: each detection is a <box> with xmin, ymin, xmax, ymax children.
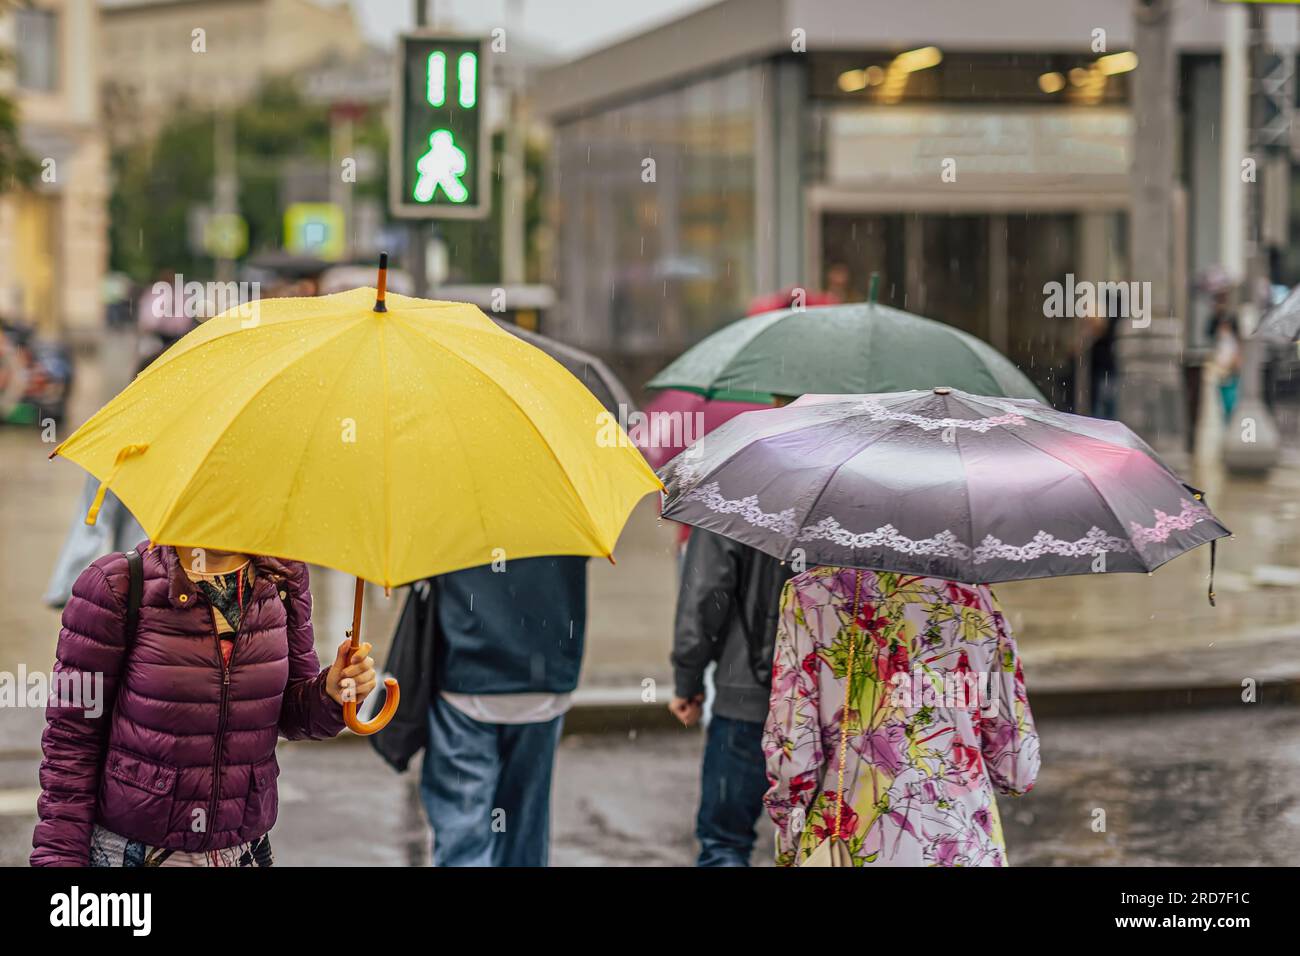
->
<box><xmin>671</xmin><ymin>529</ymin><xmax>796</xmax><ymax>723</ymax></box>
<box><xmin>370</xmin><ymin>581</ymin><xmax>438</xmax><ymax>772</ymax></box>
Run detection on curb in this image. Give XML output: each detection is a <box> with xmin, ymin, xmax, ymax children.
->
<box><xmin>328</xmin><ymin>675</ymin><xmax>1300</xmax><ymax>743</ymax></box>
<box><xmin>557</xmin><ymin>677</ymin><xmax>1300</xmax><ymax>733</ymax></box>
<box><xmin>1024</xmin><ymin>676</ymin><xmax>1300</xmax><ymax>719</ymax></box>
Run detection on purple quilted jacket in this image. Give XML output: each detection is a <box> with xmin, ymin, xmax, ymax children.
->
<box><xmin>31</xmin><ymin>544</ymin><xmax>344</xmax><ymax>866</ymax></box>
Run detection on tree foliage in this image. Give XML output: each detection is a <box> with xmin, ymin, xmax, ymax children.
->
<box><xmin>109</xmin><ymin>75</ymin><xmax>545</xmax><ymax>285</ymax></box>
<box><xmin>0</xmin><ymin>48</ymin><xmax>39</xmax><ymax>192</ymax></box>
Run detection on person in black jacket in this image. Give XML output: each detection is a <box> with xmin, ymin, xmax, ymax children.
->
<box><xmin>670</xmin><ymin>527</ymin><xmax>796</xmax><ymax>866</ymax></box>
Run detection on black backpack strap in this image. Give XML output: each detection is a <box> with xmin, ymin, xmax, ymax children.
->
<box><xmin>124</xmin><ymin>548</ymin><xmax>143</xmax><ymax>645</ymax></box>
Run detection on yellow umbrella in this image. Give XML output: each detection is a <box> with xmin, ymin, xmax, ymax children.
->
<box><xmin>53</xmin><ymin>264</ymin><xmax>661</xmax><ymax>733</ymax></box>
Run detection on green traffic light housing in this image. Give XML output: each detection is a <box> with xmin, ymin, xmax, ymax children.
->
<box><xmin>390</xmin><ymin>33</ymin><xmax>490</xmax><ymax>219</ymax></box>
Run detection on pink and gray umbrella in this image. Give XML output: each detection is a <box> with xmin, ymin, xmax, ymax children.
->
<box><xmin>660</xmin><ymin>388</ymin><xmax>1229</xmax><ymax>592</ymax></box>
<box><xmin>634</xmin><ymin>389</ymin><xmax>765</xmax><ymax>471</ymax></box>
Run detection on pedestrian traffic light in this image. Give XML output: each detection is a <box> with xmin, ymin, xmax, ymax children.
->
<box><xmin>390</xmin><ymin>34</ymin><xmax>490</xmax><ymax>219</ymax></box>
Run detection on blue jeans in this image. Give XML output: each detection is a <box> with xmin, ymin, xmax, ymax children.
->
<box><xmin>419</xmin><ymin>699</ymin><xmax>564</xmax><ymax>867</ymax></box>
<box><xmin>695</xmin><ymin>715</ymin><xmax>769</xmax><ymax>867</ymax></box>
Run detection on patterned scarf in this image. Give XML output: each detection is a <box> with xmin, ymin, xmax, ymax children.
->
<box><xmin>194</xmin><ymin>566</ymin><xmax>255</xmax><ymax>634</ymax></box>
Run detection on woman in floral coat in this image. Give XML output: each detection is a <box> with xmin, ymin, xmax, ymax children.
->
<box><xmin>762</xmin><ymin>566</ymin><xmax>1040</xmax><ymax>867</ymax></box>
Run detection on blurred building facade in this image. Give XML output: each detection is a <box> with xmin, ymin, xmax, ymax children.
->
<box><xmin>0</xmin><ymin>0</ymin><xmax>108</xmax><ymax>342</ymax></box>
<box><xmin>100</xmin><ymin>0</ymin><xmax>367</xmax><ymax>142</ymax></box>
<box><xmin>536</xmin><ymin>0</ymin><xmax>1299</xmax><ymax>408</ymax></box>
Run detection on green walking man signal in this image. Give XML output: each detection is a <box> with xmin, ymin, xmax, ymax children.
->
<box><xmin>390</xmin><ymin>34</ymin><xmax>490</xmax><ymax>219</ymax></box>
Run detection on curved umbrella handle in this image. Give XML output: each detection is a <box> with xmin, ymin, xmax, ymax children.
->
<box><xmin>344</xmin><ymin>678</ymin><xmax>399</xmax><ymax>736</ymax></box>
<box><xmin>342</xmin><ymin>576</ymin><xmax>399</xmax><ymax>736</ymax></box>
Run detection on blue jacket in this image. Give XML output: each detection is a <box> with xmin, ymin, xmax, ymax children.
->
<box><xmin>433</xmin><ymin>556</ymin><xmax>588</xmax><ymax>695</ymax></box>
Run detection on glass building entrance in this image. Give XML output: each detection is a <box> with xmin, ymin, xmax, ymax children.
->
<box><xmin>819</xmin><ymin>211</ymin><xmax>1117</xmax><ymax>409</ymax></box>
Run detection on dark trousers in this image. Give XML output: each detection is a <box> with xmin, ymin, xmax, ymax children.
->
<box><xmin>695</xmin><ymin>714</ymin><xmax>769</xmax><ymax>867</ymax></box>
<box><xmin>419</xmin><ymin>698</ymin><xmax>564</xmax><ymax>867</ymax></box>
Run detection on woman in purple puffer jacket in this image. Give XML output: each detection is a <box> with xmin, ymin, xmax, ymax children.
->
<box><xmin>31</xmin><ymin>543</ymin><xmax>376</xmax><ymax>866</ymax></box>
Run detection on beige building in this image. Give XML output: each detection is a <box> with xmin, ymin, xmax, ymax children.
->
<box><xmin>0</xmin><ymin>0</ymin><xmax>108</xmax><ymax>341</ymax></box>
<box><xmin>100</xmin><ymin>0</ymin><xmax>367</xmax><ymax>141</ymax></box>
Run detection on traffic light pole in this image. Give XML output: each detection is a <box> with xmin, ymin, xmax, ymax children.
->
<box><xmin>213</xmin><ymin>107</ymin><xmax>238</xmax><ymax>284</ymax></box>
<box><xmin>393</xmin><ymin>6</ymin><xmax>488</xmax><ymax>293</ymax></box>
<box><xmin>408</xmin><ymin>0</ymin><xmax>432</xmax><ymax>296</ymax></box>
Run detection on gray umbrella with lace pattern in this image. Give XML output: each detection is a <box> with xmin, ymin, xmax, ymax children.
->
<box><xmin>659</xmin><ymin>388</ymin><xmax>1228</xmax><ymax>597</ymax></box>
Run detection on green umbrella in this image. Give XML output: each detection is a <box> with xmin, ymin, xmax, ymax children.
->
<box><xmin>648</xmin><ymin>286</ymin><xmax>1046</xmax><ymax>404</ymax></box>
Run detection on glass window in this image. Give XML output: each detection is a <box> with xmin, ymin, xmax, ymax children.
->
<box><xmin>16</xmin><ymin>8</ymin><xmax>59</xmax><ymax>92</ymax></box>
<box><xmin>821</xmin><ymin>211</ymin><xmax>1081</xmax><ymax>407</ymax></box>
<box><xmin>552</xmin><ymin>65</ymin><xmax>760</xmax><ymax>367</ymax></box>
<box><xmin>1006</xmin><ymin>213</ymin><xmax>1080</xmax><ymax>408</ymax></box>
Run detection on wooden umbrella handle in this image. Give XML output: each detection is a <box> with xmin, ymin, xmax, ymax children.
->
<box><xmin>343</xmin><ymin>576</ymin><xmax>399</xmax><ymax>736</ymax></box>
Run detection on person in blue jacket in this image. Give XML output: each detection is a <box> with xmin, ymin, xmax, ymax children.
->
<box><xmin>420</xmin><ymin>555</ymin><xmax>587</xmax><ymax>867</ymax></box>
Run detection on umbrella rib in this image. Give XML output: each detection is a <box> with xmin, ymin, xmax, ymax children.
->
<box><xmin>149</xmin><ymin>319</ymin><xmax>366</xmax><ymax>546</ymax></box>
<box><xmin>777</xmin><ymin>415</ymin><xmax>914</xmax><ymax>563</ymax></box>
<box><xmin>378</xmin><ymin>318</ymin><xmax>395</xmax><ymax>583</ymax></box>
<box><xmin>945</xmin><ymin>328</ymin><xmax>1045</xmax><ymax>403</ymax></box>
<box><xmin>861</xmin><ymin>306</ymin><xmax>877</xmax><ymax>392</ymax></box>
<box><xmin>496</xmin><ymin>320</ymin><xmax>634</xmax><ymax>413</ymax></box>
<box><xmin>943</xmin><ymin>327</ymin><xmax>1002</xmax><ymax>396</ymax></box>
<box><xmin>654</xmin><ymin>308</ymin><xmax>787</xmax><ymax>398</ymax></box>
<box><xmin>136</xmin><ymin>303</ymin><xmax>390</xmax><ymax>379</ymax></box>
<box><xmin>384</xmin><ymin>317</ymin><xmax>495</xmax><ymax>559</ymax></box>
<box><xmin>392</xmin><ymin>316</ymin><xmax>609</xmax><ymax>553</ymax></box>
<box><xmin>266</xmin><ymin>326</ymin><xmax>374</xmax><ymax>566</ymax></box>
<box><xmin>949</xmin><ymin>416</ymin><xmax>978</xmax><ymax>584</ymax></box>
<box><xmin>993</xmin><ymin>422</ymin><xmax>1157</xmax><ymax>572</ymax></box>
<box><xmin>670</xmin><ymin>411</ymin><xmax>820</xmax><ymax>502</ymax></box>
<box><xmin>728</xmin><ymin>308</ymin><xmax>796</xmax><ymax>398</ymax></box>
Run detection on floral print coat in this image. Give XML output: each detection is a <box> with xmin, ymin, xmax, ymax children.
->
<box><xmin>762</xmin><ymin>567</ymin><xmax>1040</xmax><ymax>867</ymax></box>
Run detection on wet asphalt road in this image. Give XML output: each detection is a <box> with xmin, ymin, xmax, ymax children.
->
<box><xmin>3</xmin><ymin>704</ymin><xmax>1295</xmax><ymax>867</ymax></box>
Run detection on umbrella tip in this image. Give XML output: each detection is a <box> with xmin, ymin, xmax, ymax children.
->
<box><xmin>374</xmin><ymin>252</ymin><xmax>389</xmax><ymax>313</ymax></box>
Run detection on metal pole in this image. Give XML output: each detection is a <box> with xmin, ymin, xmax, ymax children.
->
<box><xmin>214</xmin><ymin>107</ymin><xmax>237</xmax><ymax>284</ymax></box>
<box><xmin>408</xmin><ymin>0</ymin><xmax>432</xmax><ymax>296</ymax></box>
<box><xmin>502</xmin><ymin>0</ymin><xmax>527</xmax><ymax>286</ymax></box>
<box><xmin>330</xmin><ymin>110</ymin><xmax>355</xmax><ymax>260</ymax></box>
<box><xmin>1221</xmin><ymin>4</ymin><xmax>1248</xmax><ymax>285</ymax></box>
<box><xmin>1116</xmin><ymin>0</ymin><xmax>1188</xmax><ymax>473</ymax></box>
<box><xmin>1222</xmin><ymin>4</ymin><xmax>1281</xmax><ymax>474</ymax></box>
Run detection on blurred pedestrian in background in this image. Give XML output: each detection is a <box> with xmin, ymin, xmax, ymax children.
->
<box><xmin>42</xmin><ymin>480</ymin><xmax>146</xmax><ymax>608</ymax></box>
<box><xmin>1084</xmin><ymin>302</ymin><xmax>1120</xmax><ymax>420</ymax></box>
<box><xmin>1199</xmin><ymin>268</ymin><xmax>1241</xmax><ymax>421</ymax></box>
<box><xmin>763</xmin><ymin>567</ymin><xmax>1040</xmax><ymax>867</ymax></box>
<box><xmin>825</xmin><ymin>262</ymin><xmax>852</xmax><ymax>303</ymax></box>
<box><xmin>135</xmin><ymin>269</ymin><xmax>195</xmax><ymax>354</ymax></box>
<box><xmin>1207</xmin><ymin>309</ymin><xmax>1242</xmax><ymax>422</ymax></box>
<box><xmin>419</xmin><ymin>556</ymin><xmax>588</xmax><ymax>867</ymax></box>
<box><xmin>43</xmin><ymin>348</ymin><xmax>164</xmax><ymax>608</ymax></box>
<box><xmin>670</xmin><ymin>527</ymin><xmax>795</xmax><ymax>866</ymax></box>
